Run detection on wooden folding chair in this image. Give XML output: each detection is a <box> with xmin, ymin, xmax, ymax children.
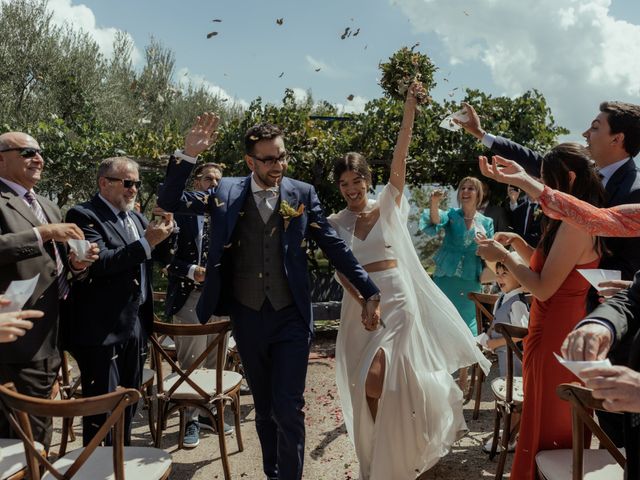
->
<box><xmin>466</xmin><ymin>291</ymin><xmax>499</xmax><ymax>419</ymax></box>
<box><xmin>0</xmin><ymin>383</ymin><xmax>171</xmax><ymax>480</ymax></box>
<box><xmin>536</xmin><ymin>383</ymin><xmax>626</xmax><ymax>480</ymax></box>
<box><xmin>150</xmin><ymin>319</ymin><xmax>243</xmax><ymax>480</ymax></box>
<box><xmin>488</xmin><ymin>323</ymin><xmax>528</xmax><ymax>479</ymax></box>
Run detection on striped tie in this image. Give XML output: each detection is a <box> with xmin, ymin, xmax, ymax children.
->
<box><xmin>24</xmin><ymin>191</ymin><xmax>70</xmax><ymax>299</ymax></box>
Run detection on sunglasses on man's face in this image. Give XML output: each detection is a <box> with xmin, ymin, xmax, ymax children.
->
<box><xmin>0</xmin><ymin>147</ymin><xmax>43</xmax><ymax>158</ymax></box>
<box><xmin>104</xmin><ymin>177</ymin><xmax>142</xmax><ymax>189</ymax></box>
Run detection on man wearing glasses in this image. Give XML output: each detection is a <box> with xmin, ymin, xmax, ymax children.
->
<box><xmin>0</xmin><ymin>132</ymin><xmax>98</xmax><ymax>449</ymax></box>
<box><xmin>159</xmin><ymin>114</ymin><xmax>381</xmax><ymax>480</ymax></box>
<box><xmin>64</xmin><ymin>156</ymin><xmax>175</xmax><ymax>445</ymax></box>
<box><xmin>165</xmin><ymin>161</ymin><xmax>234</xmax><ymax>446</ymax></box>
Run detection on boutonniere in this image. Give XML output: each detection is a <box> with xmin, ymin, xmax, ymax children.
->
<box><xmin>279</xmin><ymin>200</ymin><xmax>305</xmax><ymax>231</ymax></box>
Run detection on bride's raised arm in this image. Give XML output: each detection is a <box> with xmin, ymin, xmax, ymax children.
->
<box><xmin>389</xmin><ymin>82</ymin><xmax>425</xmax><ymax>205</ymax></box>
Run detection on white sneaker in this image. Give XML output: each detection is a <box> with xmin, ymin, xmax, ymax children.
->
<box><xmin>483</xmin><ymin>436</ymin><xmax>516</xmax><ymax>453</ymax></box>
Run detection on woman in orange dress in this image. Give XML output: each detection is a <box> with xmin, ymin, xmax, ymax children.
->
<box><xmin>476</xmin><ymin>143</ymin><xmax>606</xmax><ymax>480</ymax></box>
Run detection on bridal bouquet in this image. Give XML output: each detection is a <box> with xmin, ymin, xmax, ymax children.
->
<box><xmin>379</xmin><ymin>47</ymin><xmax>436</xmax><ymax>104</ymax></box>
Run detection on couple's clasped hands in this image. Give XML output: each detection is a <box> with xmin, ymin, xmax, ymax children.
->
<box><xmin>360</xmin><ymin>298</ymin><xmax>382</xmax><ymax>332</ymax></box>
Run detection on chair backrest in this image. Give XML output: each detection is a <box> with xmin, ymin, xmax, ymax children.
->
<box><xmin>0</xmin><ymin>383</ymin><xmax>140</xmax><ymax>480</ymax></box>
<box><xmin>150</xmin><ymin>319</ymin><xmax>232</xmax><ymax>402</ymax></box>
<box><xmin>467</xmin><ymin>292</ymin><xmax>499</xmax><ymax>334</ymax></box>
<box><xmin>494</xmin><ymin>323</ymin><xmax>528</xmax><ymax>403</ymax></box>
<box><xmin>556</xmin><ymin>383</ymin><xmax>626</xmax><ymax>480</ymax></box>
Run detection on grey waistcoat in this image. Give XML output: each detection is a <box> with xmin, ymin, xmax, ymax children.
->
<box><xmin>229</xmin><ymin>192</ymin><xmax>294</xmax><ymax>311</ymax></box>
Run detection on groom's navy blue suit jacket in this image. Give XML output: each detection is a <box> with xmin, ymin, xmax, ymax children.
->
<box><xmin>158</xmin><ymin>159</ymin><xmax>379</xmax><ymax>331</ymax></box>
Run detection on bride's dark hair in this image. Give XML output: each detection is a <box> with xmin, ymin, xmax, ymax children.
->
<box><xmin>539</xmin><ymin>142</ymin><xmax>606</xmax><ymax>257</ymax></box>
<box><xmin>332</xmin><ymin>152</ymin><xmax>372</xmax><ymax>185</ymax></box>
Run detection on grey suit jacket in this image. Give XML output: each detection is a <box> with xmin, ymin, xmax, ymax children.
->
<box><xmin>0</xmin><ymin>180</ymin><xmax>64</xmax><ymax>363</ymax></box>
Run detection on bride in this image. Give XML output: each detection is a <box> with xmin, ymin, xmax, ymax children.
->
<box><xmin>328</xmin><ymin>83</ymin><xmax>491</xmax><ymax>479</ymax></box>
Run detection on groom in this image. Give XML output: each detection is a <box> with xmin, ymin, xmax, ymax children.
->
<box><xmin>158</xmin><ymin>113</ymin><xmax>381</xmax><ymax>480</ymax></box>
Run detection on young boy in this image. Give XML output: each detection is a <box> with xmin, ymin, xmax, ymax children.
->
<box><xmin>476</xmin><ymin>261</ymin><xmax>529</xmax><ymax>376</ymax></box>
<box><xmin>476</xmin><ymin>261</ymin><xmax>529</xmax><ymax>453</ymax></box>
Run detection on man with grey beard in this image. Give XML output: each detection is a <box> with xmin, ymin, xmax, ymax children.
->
<box><xmin>64</xmin><ymin>157</ymin><xmax>175</xmax><ymax>446</ymax></box>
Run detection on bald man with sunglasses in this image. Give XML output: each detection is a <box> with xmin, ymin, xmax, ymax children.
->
<box><xmin>0</xmin><ymin>132</ymin><xmax>98</xmax><ymax>449</ymax></box>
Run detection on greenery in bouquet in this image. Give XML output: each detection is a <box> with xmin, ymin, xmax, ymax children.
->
<box><xmin>379</xmin><ymin>47</ymin><xmax>436</xmax><ymax>104</ymax></box>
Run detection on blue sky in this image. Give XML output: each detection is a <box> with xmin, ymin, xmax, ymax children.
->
<box><xmin>47</xmin><ymin>0</ymin><xmax>640</xmax><ymax>140</ymax></box>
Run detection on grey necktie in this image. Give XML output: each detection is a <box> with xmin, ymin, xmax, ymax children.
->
<box><xmin>118</xmin><ymin>211</ymin><xmax>138</xmax><ymax>244</ymax></box>
<box><xmin>24</xmin><ymin>191</ymin><xmax>70</xmax><ymax>299</ymax></box>
<box><xmin>255</xmin><ymin>190</ymin><xmax>277</xmax><ymax>223</ymax></box>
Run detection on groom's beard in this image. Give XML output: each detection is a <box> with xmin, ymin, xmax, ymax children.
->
<box><xmin>254</xmin><ymin>169</ymin><xmax>284</xmax><ymax>188</ymax></box>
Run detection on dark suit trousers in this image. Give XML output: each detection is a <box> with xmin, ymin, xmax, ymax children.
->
<box><xmin>0</xmin><ymin>353</ymin><xmax>61</xmax><ymax>450</ymax></box>
<box><xmin>231</xmin><ymin>300</ymin><xmax>311</xmax><ymax>480</ymax></box>
<box><xmin>71</xmin><ymin>319</ymin><xmax>144</xmax><ymax>446</ymax></box>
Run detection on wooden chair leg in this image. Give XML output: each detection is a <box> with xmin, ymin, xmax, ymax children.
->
<box><xmin>216</xmin><ymin>399</ymin><xmax>231</xmax><ymax>480</ymax></box>
<box><xmin>178</xmin><ymin>409</ymin><xmax>185</xmax><ymax>450</ymax></box>
<box><xmin>465</xmin><ymin>364</ymin><xmax>477</xmax><ymax>403</ymax></box>
<box><xmin>489</xmin><ymin>405</ymin><xmax>502</xmax><ymax>460</ymax></box>
<box><xmin>154</xmin><ymin>399</ymin><xmax>164</xmax><ymax>448</ymax></box>
<box><xmin>145</xmin><ymin>383</ymin><xmax>156</xmax><ymax>444</ymax></box>
<box><xmin>495</xmin><ymin>410</ymin><xmax>512</xmax><ymax>480</ymax></box>
<box><xmin>473</xmin><ymin>369</ymin><xmax>485</xmax><ymax>420</ymax></box>
<box><xmin>233</xmin><ymin>392</ymin><xmax>243</xmax><ymax>452</ymax></box>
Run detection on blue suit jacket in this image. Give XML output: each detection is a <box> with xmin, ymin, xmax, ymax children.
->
<box><xmin>158</xmin><ymin>159</ymin><xmax>379</xmax><ymax>331</ymax></box>
<box><xmin>165</xmin><ymin>213</ymin><xmax>200</xmax><ymax>317</ymax></box>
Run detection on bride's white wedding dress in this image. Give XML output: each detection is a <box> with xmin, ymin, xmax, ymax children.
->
<box><xmin>329</xmin><ymin>183</ymin><xmax>491</xmax><ymax>479</ymax></box>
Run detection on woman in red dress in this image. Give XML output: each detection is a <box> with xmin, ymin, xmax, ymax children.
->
<box><xmin>476</xmin><ymin>143</ymin><xmax>606</xmax><ymax>479</ymax></box>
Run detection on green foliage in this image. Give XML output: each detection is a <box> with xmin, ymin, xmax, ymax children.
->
<box><xmin>0</xmin><ymin>0</ymin><xmax>570</xmax><ymax>270</ymax></box>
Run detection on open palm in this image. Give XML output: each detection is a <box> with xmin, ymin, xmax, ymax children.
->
<box><xmin>184</xmin><ymin>112</ymin><xmax>220</xmax><ymax>157</ymax></box>
<box><xmin>479</xmin><ymin>155</ymin><xmax>527</xmax><ymax>186</ymax></box>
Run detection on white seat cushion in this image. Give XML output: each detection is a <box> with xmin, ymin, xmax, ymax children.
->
<box><xmin>43</xmin><ymin>446</ymin><xmax>171</xmax><ymax>480</ymax></box>
<box><xmin>0</xmin><ymin>438</ymin><xmax>44</xmax><ymax>480</ymax></box>
<box><xmin>163</xmin><ymin>369</ymin><xmax>242</xmax><ymax>400</ymax></box>
<box><xmin>491</xmin><ymin>376</ymin><xmax>524</xmax><ymax>403</ymax></box>
<box><xmin>536</xmin><ymin>448</ymin><xmax>625</xmax><ymax>480</ymax></box>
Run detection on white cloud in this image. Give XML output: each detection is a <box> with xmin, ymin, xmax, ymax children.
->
<box><xmin>177</xmin><ymin>68</ymin><xmax>249</xmax><ymax>109</ymax></box>
<box><xmin>48</xmin><ymin>0</ymin><xmax>142</xmax><ymax>64</ymax></box>
<box><xmin>392</xmin><ymin>0</ymin><xmax>640</xmax><ymax>137</ymax></box>
<box><xmin>305</xmin><ymin>54</ymin><xmax>346</xmax><ymax>79</ymax></box>
<box><xmin>336</xmin><ymin>95</ymin><xmax>369</xmax><ymax>114</ymax></box>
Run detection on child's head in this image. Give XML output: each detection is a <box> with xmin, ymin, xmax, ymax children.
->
<box><xmin>495</xmin><ymin>262</ymin><xmax>521</xmax><ymax>294</ymax></box>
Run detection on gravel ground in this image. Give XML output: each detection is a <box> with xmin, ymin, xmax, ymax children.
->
<box><xmin>51</xmin><ymin>332</ymin><xmax>513</xmax><ymax>479</ymax></box>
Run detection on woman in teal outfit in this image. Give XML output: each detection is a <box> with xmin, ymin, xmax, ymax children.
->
<box><xmin>419</xmin><ymin>176</ymin><xmax>494</xmax><ymax>336</ymax></box>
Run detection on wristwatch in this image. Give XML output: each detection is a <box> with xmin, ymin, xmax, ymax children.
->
<box><xmin>366</xmin><ymin>293</ymin><xmax>381</xmax><ymax>302</ymax></box>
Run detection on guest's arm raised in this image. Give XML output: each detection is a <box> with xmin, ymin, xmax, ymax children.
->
<box><xmin>477</xmin><ymin>222</ymin><xmax>595</xmax><ymax>301</ymax></box>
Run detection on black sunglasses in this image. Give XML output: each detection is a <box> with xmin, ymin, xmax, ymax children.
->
<box><xmin>0</xmin><ymin>147</ymin><xmax>42</xmax><ymax>158</ymax></box>
<box><xmin>104</xmin><ymin>177</ymin><xmax>142</xmax><ymax>189</ymax></box>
